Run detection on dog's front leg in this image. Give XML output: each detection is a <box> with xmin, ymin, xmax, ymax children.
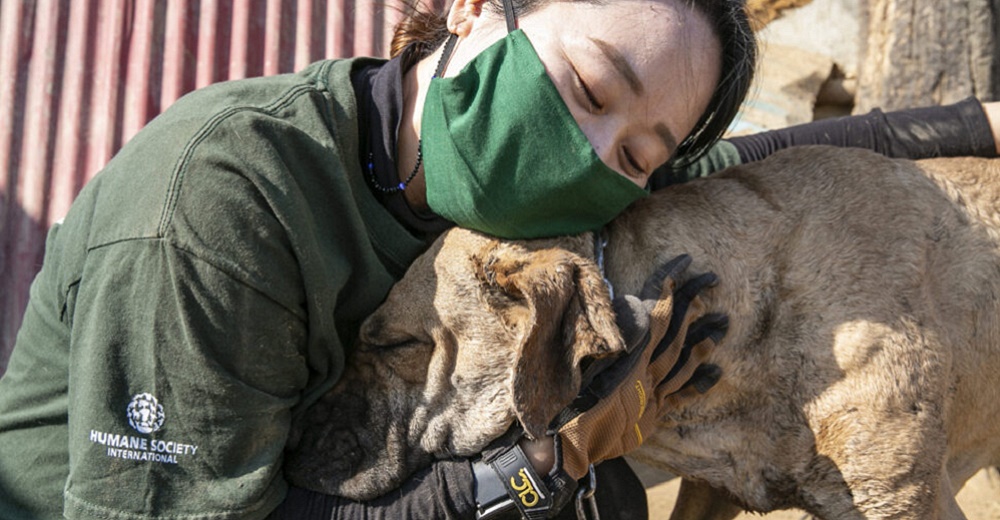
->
<box><xmin>669</xmin><ymin>478</ymin><xmax>743</xmax><ymax>520</ymax></box>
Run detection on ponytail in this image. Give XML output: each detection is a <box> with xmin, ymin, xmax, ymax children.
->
<box><xmin>390</xmin><ymin>2</ymin><xmax>450</xmax><ymax>58</ymax></box>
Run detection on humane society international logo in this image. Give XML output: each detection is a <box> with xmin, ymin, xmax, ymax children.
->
<box><xmin>88</xmin><ymin>392</ymin><xmax>199</xmax><ymax>465</ymax></box>
<box><xmin>127</xmin><ymin>392</ymin><xmax>164</xmax><ymax>433</ymax></box>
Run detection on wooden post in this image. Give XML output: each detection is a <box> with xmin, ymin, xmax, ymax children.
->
<box><xmin>855</xmin><ymin>0</ymin><xmax>1000</xmax><ymax>112</ymax></box>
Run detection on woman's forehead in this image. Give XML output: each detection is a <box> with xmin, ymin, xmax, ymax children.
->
<box><xmin>520</xmin><ymin>0</ymin><xmax>696</xmax><ymax>25</ymax></box>
<box><xmin>521</xmin><ymin>0</ymin><xmax>714</xmax><ymax>57</ymax></box>
<box><xmin>520</xmin><ymin>0</ymin><xmax>719</xmax><ymax>94</ymax></box>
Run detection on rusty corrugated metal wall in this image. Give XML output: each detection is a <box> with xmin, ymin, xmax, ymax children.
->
<box><xmin>0</xmin><ymin>0</ymin><xmax>444</xmax><ymax>373</ymax></box>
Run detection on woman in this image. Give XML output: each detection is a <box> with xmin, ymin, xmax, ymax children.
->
<box><xmin>0</xmin><ymin>0</ymin><xmax>995</xmax><ymax>518</ymax></box>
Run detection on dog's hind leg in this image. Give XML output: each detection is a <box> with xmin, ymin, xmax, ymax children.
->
<box><xmin>668</xmin><ymin>478</ymin><xmax>742</xmax><ymax>520</ymax></box>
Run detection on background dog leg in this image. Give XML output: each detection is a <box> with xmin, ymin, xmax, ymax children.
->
<box><xmin>669</xmin><ymin>478</ymin><xmax>743</xmax><ymax>520</ymax></box>
<box><xmin>936</xmin><ymin>474</ymin><xmax>968</xmax><ymax>520</ymax></box>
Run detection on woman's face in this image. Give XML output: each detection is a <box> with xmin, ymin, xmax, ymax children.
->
<box><xmin>443</xmin><ymin>0</ymin><xmax>722</xmax><ymax>186</ymax></box>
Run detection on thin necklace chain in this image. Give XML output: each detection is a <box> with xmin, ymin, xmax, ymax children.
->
<box><xmin>365</xmin><ymin>35</ymin><xmax>456</xmax><ymax>195</ymax></box>
<box><xmin>366</xmin><ymin>143</ymin><xmax>422</xmax><ymax>194</ymax></box>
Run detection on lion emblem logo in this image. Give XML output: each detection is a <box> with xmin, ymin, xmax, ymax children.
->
<box><xmin>127</xmin><ymin>393</ymin><xmax>165</xmax><ymax>434</ymax></box>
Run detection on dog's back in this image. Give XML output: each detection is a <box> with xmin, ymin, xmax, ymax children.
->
<box><xmin>605</xmin><ymin>146</ymin><xmax>1000</xmax><ymax>517</ymax></box>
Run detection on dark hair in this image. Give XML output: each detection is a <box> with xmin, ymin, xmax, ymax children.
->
<box><xmin>391</xmin><ymin>0</ymin><xmax>757</xmax><ymax>168</ymax></box>
<box><xmin>671</xmin><ymin>0</ymin><xmax>757</xmax><ymax>168</ymax></box>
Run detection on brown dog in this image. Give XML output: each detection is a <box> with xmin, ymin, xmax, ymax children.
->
<box><xmin>286</xmin><ymin>146</ymin><xmax>1000</xmax><ymax>519</ymax></box>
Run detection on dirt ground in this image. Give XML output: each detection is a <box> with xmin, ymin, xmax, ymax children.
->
<box><xmin>630</xmin><ymin>461</ymin><xmax>1000</xmax><ymax>519</ymax></box>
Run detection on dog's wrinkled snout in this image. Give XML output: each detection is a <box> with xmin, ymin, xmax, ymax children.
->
<box><xmin>288</xmin><ymin>374</ymin><xmax>370</xmax><ymax>454</ymax></box>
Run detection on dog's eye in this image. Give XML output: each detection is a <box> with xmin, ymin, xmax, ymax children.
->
<box><xmin>383</xmin><ymin>339</ymin><xmax>422</xmax><ymax>350</ymax></box>
<box><xmin>364</xmin><ymin>338</ymin><xmax>424</xmax><ymax>351</ymax></box>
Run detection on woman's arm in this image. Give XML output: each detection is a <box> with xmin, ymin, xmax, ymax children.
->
<box><xmin>268</xmin><ymin>460</ymin><xmax>478</xmax><ymax>519</ymax></box>
<box><xmin>729</xmin><ymin>97</ymin><xmax>997</xmax><ymax>163</ymax></box>
<box><xmin>654</xmin><ymin>97</ymin><xmax>999</xmax><ymax>188</ymax></box>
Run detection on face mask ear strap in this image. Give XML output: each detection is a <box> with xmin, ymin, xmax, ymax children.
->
<box><xmin>502</xmin><ymin>0</ymin><xmax>517</xmax><ymax>32</ymax></box>
<box><xmin>434</xmin><ymin>34</ymin><xmax>459</xmax><ymax>78</ymax></box>
<box><xmin>436</xmin><ymin>0</ymin><xmax>515</xmax><ymax>78</ymax></box>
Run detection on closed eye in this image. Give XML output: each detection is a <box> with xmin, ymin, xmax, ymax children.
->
<box><xmin>572</xmin><ymin>63</ymin><xmax>603</xmax><ymax>112</ymax></box>
<box><xmin>622</xmin><ymin>146</ymin><xmax>647</xmax><ymax>179</ymax></box>
<box><xmin>375</xmin><ymin>339</ymin><xmax>423</xmax><ymax>350</ymax></box>
<box><xmin>359</xmin><ymin>330</ymin><xmax>425</xmax><ymax>351</ymax></box>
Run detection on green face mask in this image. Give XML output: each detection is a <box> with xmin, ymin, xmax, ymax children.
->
<box><xmin>421</xmin><ymin>29</ymin><xmax>649</xmax><ymax>240</ymax></box>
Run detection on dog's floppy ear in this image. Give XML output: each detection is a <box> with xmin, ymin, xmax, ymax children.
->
<box><xmin>484</xmin><ymin>247</ymin><xmax>626</xmax><ymax>439</ymax></box>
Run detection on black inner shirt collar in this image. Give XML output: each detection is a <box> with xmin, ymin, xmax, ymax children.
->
<box><xmin>352</xmin><ymin>46</ymin><xmax>452</xmax><ymax>238</ymax></box>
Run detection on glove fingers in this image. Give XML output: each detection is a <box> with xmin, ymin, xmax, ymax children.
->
<box><xmin>653</xmin><ymin>310</ymin><xmax>725</xmax><ymax>383</ymax></box>
<box><xmin>572</xmin><ymin>305</ymin><xmax>723</xmax><ymax>420</ymax></box>
<box><xmin>683</xmin><ymin>312</ymin><xmax>730</xmax><ymax>347</ymax></box>
<box><xmin>655</xmin><ymin>335</ymin><xmax>717</xmax><ymax>402</ymax></box>
<box><xmin>661</xmin><ymin>364</ymin><xmax>722</xmax><ymax>410</ymax></box>
<box><xmin>644</xmin><ymin>301</ymin><xmax>706</xmax><ymax>412</ymax></box>
<box><xmin>676</xmin><ymin>271</ymin><xmax>719</xmax><ymax>304</ymax></box>
<box><xmin>684</xmin><ymin>363</ymin><xmax>723</xmax><ymax>395</ymax></box>
<box><xmin>642</xmin><ymin>280</ymin><xmax>705</xmax><ymax>372</ymax></box>
<box><xmin>632</xmin><ymin>257</ymin><xmax>696</xmax><ymax>348</ymax></box>
<box><xmin>615</xmin><ymin>258</ymin><xmax>702</xmax><ymax>355</ymax></box>
<box><xmin>662</xmin><ymin>383</ymin><xmax>704</xmax><ymax>410</ymax></box>
<box><xmin>656</xmin><ymin>271</ymin><xmax>711</xmax><ymax>323</ymax></box>
<box><xmin>650</xmin><ymin>273</ymin><xmax>716</xmax><ymax>361</ymax></box>
<box><xmin>638</xmin><ymin>254</ymin><xmax>692</xmax><ymax>301</ymax></box>
<box><xmin>651</xmin><ymin>294</ymin><xmax>708</xmax><ymax>365</ymax></box>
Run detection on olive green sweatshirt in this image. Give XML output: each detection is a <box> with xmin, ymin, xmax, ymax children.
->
<box><xmin>0</xmin><ymin>57</ymin><xmax>430</xmax><ymax>520</ymax></box>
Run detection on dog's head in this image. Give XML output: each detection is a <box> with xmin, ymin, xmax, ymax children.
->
<box><xmin>285</xmin><ymin>229</ymin><xmax>626</xmax><ymax>500</ymax></box>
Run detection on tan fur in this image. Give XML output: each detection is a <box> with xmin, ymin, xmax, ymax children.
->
<box><xmin>746</xmin><ymin>0</ymin><xmax>814</xmax><ymax>30</ymax></box>
<box><xmin>288</xmin><ymin>146</ymin><xmax>1000</xmax><ymax>518</ymax></box>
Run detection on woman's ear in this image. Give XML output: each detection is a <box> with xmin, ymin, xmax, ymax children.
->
<box><xmin>447</xmin><ymin>0</ymin><xmax>487</xmax><ymax>37</ymax></box>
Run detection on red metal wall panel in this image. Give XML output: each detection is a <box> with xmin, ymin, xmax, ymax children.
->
<box><xmin>0</xmin><ymin>0</ymin><xmax>438</xmax><ymax>373</ymax></box>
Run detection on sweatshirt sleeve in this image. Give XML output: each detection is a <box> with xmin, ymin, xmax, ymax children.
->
<box><xmin>650</xmin><ymin>140</ymin><xmax>742</xmax><ymax>189</ymax></box>
<box><xmin>63</xmin><ymin>238</ymin><xmax>308</xmax><ymax>519</ymax></box>
<box><xmin>653</xmin><ymin>97</ymin><xmax>997</xmax><ymax>189</ymax></box>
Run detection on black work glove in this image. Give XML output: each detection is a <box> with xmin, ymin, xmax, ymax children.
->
<box><xmin>548</xmin><ymin>254</ymin><xmax>727</xmax><ymax>481</ymax></box>
<box><xmin>470</xmin><ymin>255</ymin><xmax>728</xmax><ymax>520</ymax></box>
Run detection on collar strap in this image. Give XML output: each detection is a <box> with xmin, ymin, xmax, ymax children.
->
<box><xmin>473</xmin><ymin>427</ymin><xmax>577</xmax><ymax>519</ymax></box>
<box><xmin>474</xmin><ymin>442</ymin><xmax>557</xmax><ymax>519</ymax></box>
<box><xmin>592</xmin><ymin>229</ymin><xmax>614</xmax><ymax>300</ymax></box>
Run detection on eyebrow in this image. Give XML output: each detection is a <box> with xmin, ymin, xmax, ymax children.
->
<box><xmin>590</xmin><ymin>37</ymin><xmax>643</xmax><ymax>95</ymax></box>
<box><xmin>588</xmin><ymin>37</ymin><xmax>679</xmax><ymax>158</ymax></box>
<box><xmin>655</xmin><ymin>123</ymin><xmax>680</xmax><ymax>156</ymax></box>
